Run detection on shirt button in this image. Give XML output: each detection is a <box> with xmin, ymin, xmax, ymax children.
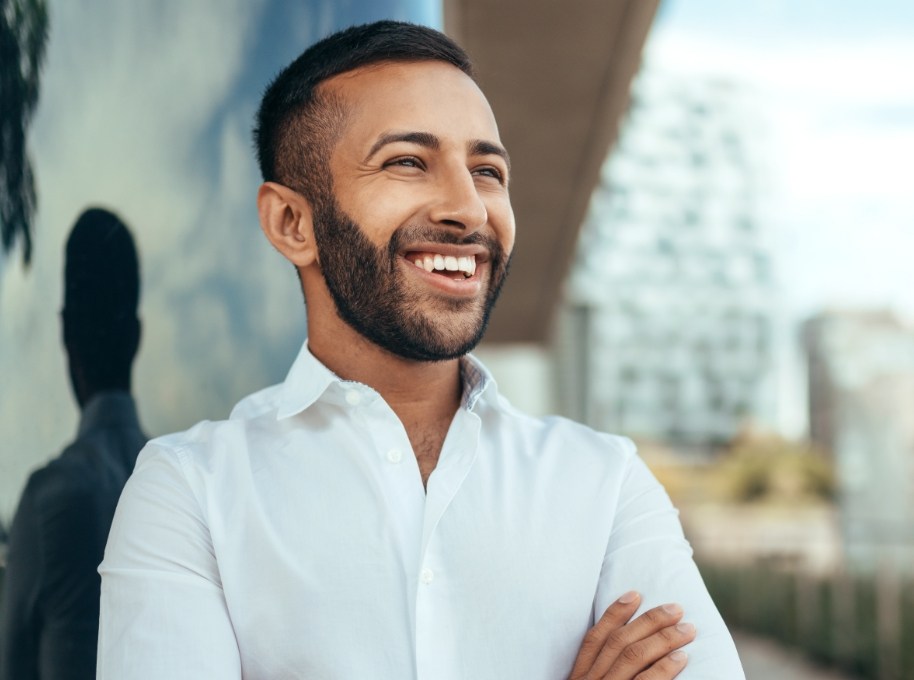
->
<box><xmin>386</xmin><ymin>448</ymin><xmax>403</xmax><ymax>464</ymax></box>
<box><xmin>420</xmin><ymin>568</ymin><xmax>435</xmax><ymax>585</ymax></box>
<box><xmin>345</xmin><ymin>390</ymin><xmax>361</xmax><ymax>406</ymax></box>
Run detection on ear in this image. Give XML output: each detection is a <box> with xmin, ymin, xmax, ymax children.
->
<box><xmin>257</xmin><ymin>182</ymin><xmax>318</xmax><ymax>268</ymax></box>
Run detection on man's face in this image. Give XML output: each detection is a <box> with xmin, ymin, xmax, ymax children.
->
<box><xmin>310</xmin><ymin>60</ymin><xmax>516</xmax><ymax>361</ymax></box>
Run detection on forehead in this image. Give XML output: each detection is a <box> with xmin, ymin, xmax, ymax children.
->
<box><xmin>324</xmin><ymin>60</ymin><xmax>502</xmax><ymax>150</ymax></box>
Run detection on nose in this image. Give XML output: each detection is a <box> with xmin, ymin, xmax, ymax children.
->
<box><xmin>428</xmin><ymin>167</ymin><xmax>488</xmax><ymax>232</ymax></box>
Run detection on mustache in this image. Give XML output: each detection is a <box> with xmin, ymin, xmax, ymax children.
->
<box><xmin>387</xmin><ymin>225</ymin><xmax>504</xmax><ymax>261</ymax></box>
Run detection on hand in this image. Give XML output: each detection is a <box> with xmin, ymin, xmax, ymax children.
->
<box><xmin>568</xmin><ymin>591</ymin><xmax>696</xmax><ymax>680</ymax></box>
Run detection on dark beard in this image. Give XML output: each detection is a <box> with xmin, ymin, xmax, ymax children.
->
<box><xmin>310</xmin><ymin>194</ymin><xmax>510</xmax><ymax>362</ymax></box>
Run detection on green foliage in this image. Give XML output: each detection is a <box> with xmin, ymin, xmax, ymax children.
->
<box><xmin>851</xmin><ymin>577</ymin><xmax>879</xmax><ymax>678</ymax></box>
<box><xmin>806</xmin><ymin>577</ymin><xmax>834</xmax><ymax>663</ymax></box>
<box><xmin>701</xmin><ymin>562</ymin><xmax>913</xmax><ymax>680</ymax></box>
<box><xmin>902</xmin><ymin>582</ymin><xmax>914</xmax><ymax>679</ymax></box>
<box><xmin>715</xmin><ymin>432</ymin><xmax>836</xmax><ymax>504</ymax></box>
<box><xmin>1</xmin><ymin>0</ymin><xmax>49</xmax><ymax>267</ymax></box>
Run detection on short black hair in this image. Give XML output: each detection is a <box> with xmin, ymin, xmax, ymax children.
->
<box><xmin>253</xmin><ymin>20</ymin><xmax>474</xmax><ymax>203</ymax></box>
<box><xmin>63</xmin><ymin>207</ymin><xmax>140</xmax><ymax>388</ymax></box>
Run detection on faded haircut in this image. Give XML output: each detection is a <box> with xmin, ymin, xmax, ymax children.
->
<box><xmin>253</xmin><ymin>20</ymin><xmax>474</xmax><ymax>204</ymax></box>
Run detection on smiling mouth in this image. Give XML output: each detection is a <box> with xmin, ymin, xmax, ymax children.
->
<box><xmin>406</xmin><ymin>252</ymin><xmax>477</xmax><ymax>279</ymax></box>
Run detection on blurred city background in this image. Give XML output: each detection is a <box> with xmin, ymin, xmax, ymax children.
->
<box><xmin>1</xmin><ymin>0</ymin><xmax>913</xmax><ymax>677</ymax></box>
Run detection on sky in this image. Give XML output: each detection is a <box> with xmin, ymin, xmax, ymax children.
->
<box><xmin>649</xmin><ymin>0</ymin><xmax>914</xmax><ymax>323</ymax></box>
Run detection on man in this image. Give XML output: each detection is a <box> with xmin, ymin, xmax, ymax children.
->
<box><xmin>1</xmin><ymin>208</ymin><xmax>147</xmax><ymax>680</ymax></box>
<box><xmin>99</xmin><ymin>21</ymin><xmax>744</xmax><ymax>679</ymax></box>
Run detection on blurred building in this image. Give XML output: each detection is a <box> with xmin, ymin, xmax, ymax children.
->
<box><xmin>804</xmin><ymin>310</ymin><xmax>914</xmax><ymax>573</ymax></box>
<box><xmin>557</xmin><ymin>71</ymin><xmax>775</xmax><ymax>452</ymax></box>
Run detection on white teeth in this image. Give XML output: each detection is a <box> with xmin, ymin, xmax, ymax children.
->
<box><xmin>411</xmin><ymin>253</ymin><xmax>477</xmax><ymax>276</ymax></box>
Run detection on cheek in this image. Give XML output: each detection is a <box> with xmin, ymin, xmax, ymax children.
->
<box><xmin>490</xmin><ymin>200</ymin><xmax>516</xmax><ymax>253</ymax></box>
<box><xmin>504</xmin><ymin>218</ymin><xmax>517</xmax><ymax>252</ymax></box>
<box><xmin>345</xmin><ymin>187</ymin><xmax>421</xmax><ymax>243</ymax></box>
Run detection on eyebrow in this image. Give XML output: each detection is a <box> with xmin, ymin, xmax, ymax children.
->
<box><xmin>363</xmin><ymin>131</ymin><xmax>511</xmax><ymax>171</ymax></box>
<box><xmin>364</xmin><ymin>131</ymin><xmax>439</xmax><ymax>163</ymax></box>
<box><xmin>470</xmin><ymin>139</ymin><xmax>511</xmax><ymax>172</ymax></box>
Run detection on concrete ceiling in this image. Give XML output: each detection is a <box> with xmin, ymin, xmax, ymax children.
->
<box><xmin>444</xmin><ymin>0</ymin><xmax>660</xmax><ymax>343</ymax></box>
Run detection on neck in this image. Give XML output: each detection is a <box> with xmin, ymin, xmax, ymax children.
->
<box><xmin>309</xmin><ymin>328</ymin><xmax>463</xmax><ymax>426</ymax></box>
<box><xmin>311</xmin><ymin>331</ymin><xmax>462</xmax><ymax>486</ymax></box>
<box><xmin>303</xmin><ymin>280</ymin><xmax>472</xmax><ymax>486</ymax></box>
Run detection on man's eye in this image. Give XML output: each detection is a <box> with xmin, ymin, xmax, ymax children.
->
<box><xmin>474</xmin><ymin>166</ymin><xmax>505</xmax><ymax>184</ymax></box>
<box><xmin>385</xmin><ymin>156</ymin><xmax>424</xmax><ymax>170</ymax></box>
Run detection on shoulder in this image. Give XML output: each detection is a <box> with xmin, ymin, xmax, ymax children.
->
<box><xmin>138</xmin><ymin>418</ymin><xmax>239</xmax><ymax>478</ymax></box>
<box><xmin>476</xmin><ymin>397</ymin><xmax>640</xmax><ymax>493</ymax></box>
<box><xmin>486</xmin><ymin>396</ymin><xmax>637</xmax><ymax>461</ymax></box>
<box><xmin>111</xmin><ymin>421</ymin><xmax>234</xmax><ymax>543</ymax></box>
<box><xmin>129</xmin><ymin>390</ymin><xmax>283</xmax><ymax>503</ymax></box>
<box><xmin>144</xmin><ymin>381</ymin><xmax>284</xmax><ymax>466</ymax></box>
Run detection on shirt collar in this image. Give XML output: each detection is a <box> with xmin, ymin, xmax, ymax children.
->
<box><xmin>276</xmin><ymin>342</ymin><xmax>340</xmax><ymax>419</ymax></box>
<box><xmin>459</xmin><ymin>352</ymin><xmax>497</xmax><ymax>411</ymax></box>
<box><xmin>276</xmin><ymin>341</ymin><xmax>499</xmax><ymax>420</ymax></box>
<box><xmin>78</xmin><ymin>390</ymin><xmax>142</xmax><ymax>437</ymax></box>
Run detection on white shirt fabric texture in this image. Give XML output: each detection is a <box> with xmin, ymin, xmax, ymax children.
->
<box><xmin>98</xmin><ymin>342</ymin><xmax>745</xmax><ymax>679</ymax></box>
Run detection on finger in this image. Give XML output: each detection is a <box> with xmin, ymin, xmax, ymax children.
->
<box><xmin>587</xmin><ymin>605</ymin><xmax>687</xmax><ymax>678</ymax></box>
<box><xmin>604</xmin><ymin>622</ymin><xmax>696</xmax><ymax>680</ymax></box>
<box><xmin>634</xmin><ymin>650</ymin><xmax>689</xmax><ymax>680</ymax></box>
<box><xmin>568</xmin><ymin>591</ymin><xmax>641</xmax><ymax>679</ymax></box>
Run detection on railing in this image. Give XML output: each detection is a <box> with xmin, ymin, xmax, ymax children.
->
<box><xmin>700</xmin><ymin>561</ymin><xmax>914</xmax><ymax>679</ymax></box>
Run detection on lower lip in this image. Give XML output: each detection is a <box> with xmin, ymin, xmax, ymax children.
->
<box><xmin>400</xmin><ymin>257</ymin><xmax>484</xmax><ymax>297</ymax></box>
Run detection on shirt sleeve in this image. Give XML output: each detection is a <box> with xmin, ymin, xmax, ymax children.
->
<box><xmin>594</xmin><ymin>443</ymin><xmax>745</xmax><ymax>679</ymax></box>
<box><xmin>97</xmin><ymin>445</ymin><xmax>242</xmax><ymax>679</ymax></box>
<box><xmin>0</xmin><ymin>482</ymin><xmax>42</xmax><ymax>680</ymax></box>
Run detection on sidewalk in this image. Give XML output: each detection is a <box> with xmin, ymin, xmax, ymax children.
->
<box><xmin>733</xmin><ymin>632</ymin><xmax>862</xmax><ymax>680</ymax></box>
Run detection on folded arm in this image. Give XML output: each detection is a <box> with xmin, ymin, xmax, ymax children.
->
<box><xmin>583</xmin><ymin>443</ymin><xmax>745</xmax><ymax>679</ymax></box>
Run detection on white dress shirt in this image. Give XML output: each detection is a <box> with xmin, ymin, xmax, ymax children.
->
<box><xmin>98</xmin><ymin>342</ymin><xmax>744</xmax><ymax>679</ymax></box>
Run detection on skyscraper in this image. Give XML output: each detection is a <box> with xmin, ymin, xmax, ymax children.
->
<box><xmin>558</xmin><ymin>71</ymin><xmax>775</xmax><ymax>452</ymax></box>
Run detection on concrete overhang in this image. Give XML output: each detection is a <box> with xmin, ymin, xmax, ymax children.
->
<box><xmin>445</xmin><ymin>0</ymin><xmax>660</xmax><ymax>343</ymax></box>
